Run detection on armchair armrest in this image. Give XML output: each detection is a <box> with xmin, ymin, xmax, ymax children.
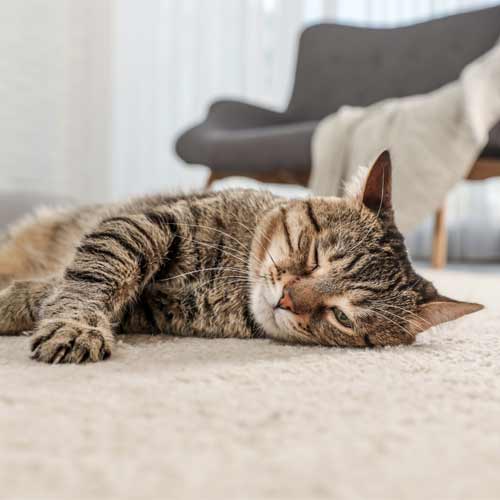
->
<box><xmin>206</xmin><ymin>99</ymin><xmax>289</xmax><ymax>128</ymax></box>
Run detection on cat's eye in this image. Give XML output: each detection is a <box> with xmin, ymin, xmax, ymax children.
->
<box><xmin>308</xmin><ymin>242</ymin><xmax>319</xmax><ymax>272</ymax></box>
<box><xmin>332</xmin><ymin>306</ymin><xmax>353</xmax><ymax>329</ymax></box>
<box><xmin>313</xmin><ymin>243</ymin><xmax>319</xmax><ymax>268</ymax></box>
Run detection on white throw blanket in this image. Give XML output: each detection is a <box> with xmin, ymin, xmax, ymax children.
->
<box><xmin>310</xmin><ymin>39</ymin><xmax>500</xmax><ymax>232</ymax></box>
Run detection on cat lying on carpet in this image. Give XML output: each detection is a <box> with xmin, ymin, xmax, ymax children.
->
<box><xmin>0</xmin><ymin>151</ymin><xmax>482</xmax><ymax>363</ymax></box>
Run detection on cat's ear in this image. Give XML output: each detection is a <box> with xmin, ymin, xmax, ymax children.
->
<box><xmin>361</xmin><ymin>150</ymin><xmax>392</xmax><ymax>212</ymax></box>
<box><xmin>412</xmin><ymin>294</ymin><xmax>483</xmax><ymax>334</ymax></box>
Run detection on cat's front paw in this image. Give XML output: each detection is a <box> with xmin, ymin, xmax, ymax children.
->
<box><xmin>31</xmin><ymin>319</ymin><xmax>113</xmax><ymax>364</ymax></box>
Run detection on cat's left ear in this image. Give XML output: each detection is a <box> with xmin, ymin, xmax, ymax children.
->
<box><xmin>412</xmin><ymin>294</ymin><xmax>484</xmax><ymax>334</ymax></box>
<box><xmin>361</xmin><ymin>150</ymin><xmax>392</xmax><ymax>212</ymax></box>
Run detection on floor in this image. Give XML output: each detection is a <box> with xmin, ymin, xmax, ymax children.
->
<box><xmin>1</xmin><ymin>264</ymin><xmax>499</xmax><ymax>500</ymax></box>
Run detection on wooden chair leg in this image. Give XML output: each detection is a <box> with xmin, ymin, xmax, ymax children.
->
<box><xmin>431</xmin><ymin>202</ymin><xmax>448</xmax><ymax>269</ymax></box>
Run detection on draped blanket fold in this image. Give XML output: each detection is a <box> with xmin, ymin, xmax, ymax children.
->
<box><xmin>309</xmin><ymin>39</ymin><xmax>500</xmax><ymax>233</ymax></box>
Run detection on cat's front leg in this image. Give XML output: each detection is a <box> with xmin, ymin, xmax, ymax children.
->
<box><xmin>30</xmin><ymin>211</ymin><xmax>180</xmax><ymax>363</ymax></box>
<box><xmin>0</xmin><ymin>279</ymin><xmax>55</xmax><ymax>335</ymax></box>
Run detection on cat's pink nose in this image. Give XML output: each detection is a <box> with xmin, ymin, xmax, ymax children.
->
<box><xmin>278</xmin><ymin>288</ymin><xmax>296</xmax><ymax>313</ymax></box>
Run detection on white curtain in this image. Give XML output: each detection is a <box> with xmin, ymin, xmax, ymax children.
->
<box><xmin>0</xmin><ymin>0</ymin><xmax>499</xmax><ymax>259</ymax></box>
<box><xmin>0</xmin><ymin>0</ymin><xmax>112</xmax><ymax>203</ymax></box>
<box><xmin>111</xmin><ymin>0</ymin><xmax>337</xmax><ymax>198</ymax></box>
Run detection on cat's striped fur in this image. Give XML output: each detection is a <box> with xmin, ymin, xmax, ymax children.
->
<box><xmin>0</xmin><ymin>152</ymin><xmax>482</xmax><ymax>363</ymax></box>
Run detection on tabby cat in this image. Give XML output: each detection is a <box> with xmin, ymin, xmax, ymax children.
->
<box><xmin>0</xmin><ymin>151</ymin><xmax>482</xmax><ymax>363</ymax></box>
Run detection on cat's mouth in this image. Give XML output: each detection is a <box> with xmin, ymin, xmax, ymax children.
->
<box><xmin>249</xmin><ymin>280</ymin><xmax>291</xmax><ymax>339</ymax></box>
<box><xmin>269</xmin><ymin>289</ymin><xmax>301</xmax><ymax>335</ymax></box>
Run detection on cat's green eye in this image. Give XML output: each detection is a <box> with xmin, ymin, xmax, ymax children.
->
<box><xmin>332</xmin><ymin>306</ymin><xmax>353</xmax><ymax>329</ymax></box>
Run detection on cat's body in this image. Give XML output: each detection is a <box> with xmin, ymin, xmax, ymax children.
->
<box><xmin>110</xmin><ymin>189</ymin><xmax>273</xmax><ymax>340</ymax></box>
<box><xmin>0</xmin><ymin>190</ymin><xmax>272</xmax><ymax>340</ymax></box>
<box><xmin>0</xmin><ymin>152</ymin><xmax>483</xmax><ymax>363</ymax></box>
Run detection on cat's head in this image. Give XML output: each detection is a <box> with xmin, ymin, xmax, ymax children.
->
<box><xmin>249</xmin><ymin>151</ymin><xmax>483</xmax><ymax>347</ymax></box>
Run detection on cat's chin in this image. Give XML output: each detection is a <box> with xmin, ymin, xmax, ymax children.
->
<box><xmin>250</xmin><ymin>283</ymin><xmax>290</xmax><ymax>340</ymax></box>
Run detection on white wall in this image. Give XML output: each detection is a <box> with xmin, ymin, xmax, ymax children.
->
<box><xmin>0</xmin><ymin>0</ymin><xmax>336</xmax><ymax>201</ymax></box>
<box><xmin>111</xmin><ymin>0</ymin><xmax>319</xmax><ymax>199</ymax></box>
<box><xmin>0</xmin><ymin>0</ymin><xmax>112</xmax><ymax>203</ymax></box>
<box><xmin>2</xmin><ymin>0</ymin><xmax>497</xmax><ymax>203</ymax></box>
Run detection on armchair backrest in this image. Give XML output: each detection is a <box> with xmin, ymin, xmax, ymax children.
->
<box><xmin>286</xmin><ymin>6</ymin><xmax>500</xmax><ymax>121</ymax></box>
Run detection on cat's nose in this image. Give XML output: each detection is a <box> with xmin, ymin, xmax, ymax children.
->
<box><xmin>278</xmin><ymin>277</ymin><xmax>319</xmax><ymax>315</ymax></box>
<box><xmin>278</xmin><ymin>288</ymin><xmax>297</xmax><ymax>313</ymax></box>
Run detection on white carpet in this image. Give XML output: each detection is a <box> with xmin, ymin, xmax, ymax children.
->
<box><xmin>1</xmin><ymin>264</ymin><xmax>499</xmax><ymax>500</ymax></box>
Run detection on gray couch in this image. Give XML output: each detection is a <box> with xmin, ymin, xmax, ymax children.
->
<box><xmin>176</xmin><ymin>5</ymin><xmax>500</xmax><ymax>184</ymax></box>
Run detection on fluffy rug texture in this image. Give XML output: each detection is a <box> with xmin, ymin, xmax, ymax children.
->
<box><xmin>1</xmin><ymin>265</ymin><xmax>499</xmax><ymax>500</ymax></box>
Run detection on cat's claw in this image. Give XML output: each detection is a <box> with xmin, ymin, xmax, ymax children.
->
<box><xmin>30</xmin><ymin>319</ymin><xmax>113</xmax><ymax>364</ymax></box>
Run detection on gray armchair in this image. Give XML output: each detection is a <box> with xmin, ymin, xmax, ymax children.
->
<box><xmin>176</xmin><ymin>5</ymin><xmax>500</xmax><ymax>189</ymax></box>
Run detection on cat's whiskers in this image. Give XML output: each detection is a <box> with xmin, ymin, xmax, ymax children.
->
<box><xmin>362</xmin><ymin>307</ymin><xmax>416</xmax><ymax>340</ymax></box>
<box><xmin>155</xmin><ymin>228</ymin><xmax>259</xmax><ymax>272</ymax></box>
<box><xmin>236</xmin><ymin>220</ymin><xmax>279</xmax><ymax>270</ymax></box>
<box><xmin>372</xmin><ymin>301</ymin><xmax>433</xmax><ymax>330</ymax></box>
<box><xmin>188</xmin><ymin>273</ymin><xmax>255</xmax><ymax>293</ymax></box>
<box><xmin>174</xmin><ymin>229</ymin><xmax>266</xmax><ymax>270</ymax></box>
<box><xmin>369</xmin><ymin>305</ymin><xmax>428</xmax><ymax>334</ymax></box>
<box><xmin>163</xmin><ymin>221</ymin><xmax>251</xmax><ymax>253</ymax></box>
<box><xmin>188</xmin><ymin>279</ymin><xmax>254</xmax><ymax>309</ymax></box>
<box><xmin>182</xmin><ymin>236</ymin><xmax>250</xmax><ymax>265</ymax></box>
<box><xmin>154</xmin><ymin>220</ymin><xmax>262</xmax><ymax>267</ymax></box>
<box><xmin>293</xmin><ymin>323</ymin><xmax>314</xmax><ymax>341</ymax></box>
<box><xmin>180</xmin><ymin>263</ymin><xmax>259</xmax><ymax>295</ymax></box>
<box><xmin>159</xmin><ymin>267</ymin><xmax>248</xmax><ymax>283</ymax></box>
<box><xmin>176</xmin><ymin>277</ymin><xmax>254</xmax><ymax>320</ymax></box>
<box><xmin>277</xmin><ymin>314</ymin><xmax>312</xmax><ymax>344</ymax></box>
<box><xmin>192</xmin><ymin>279</ymin><xmax>251</xmax><ymax>298</ymax></box>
